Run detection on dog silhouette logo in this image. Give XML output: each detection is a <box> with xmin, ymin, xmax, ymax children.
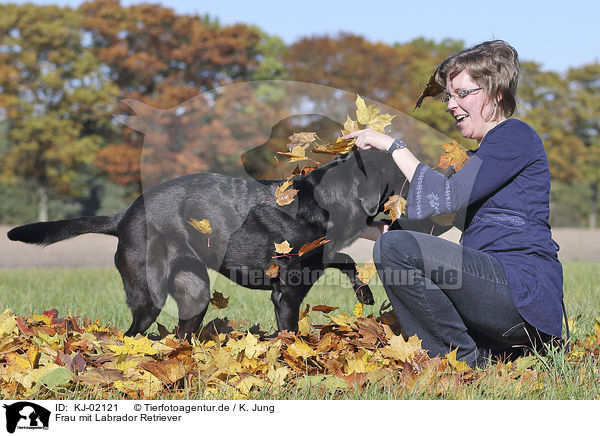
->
<box><xmin>3</xmin><ymin>402</ymin><xmax>50</xmax><ymax>433</ymax></box>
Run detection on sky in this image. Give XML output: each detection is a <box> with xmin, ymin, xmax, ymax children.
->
<box><xmin>9</xmin><ymin>0</ymin><xmax>600</xmax><ymax>72</ymax></box>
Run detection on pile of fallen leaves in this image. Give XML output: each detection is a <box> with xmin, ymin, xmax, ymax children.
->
<box><xmin>3</xmin><ymin>304</ymin><xmax>596</xmax><ymax>400</ymax></box>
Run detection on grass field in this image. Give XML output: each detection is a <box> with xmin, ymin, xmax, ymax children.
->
<box><xmin>1</xmin><ymin>261</ymin><xmax>599</xmax><ymax>399</ymax></box>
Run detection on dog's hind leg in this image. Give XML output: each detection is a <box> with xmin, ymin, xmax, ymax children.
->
<box><xmin>116</xmin><ymin>240</ymin><xmax>167</xmax><ymax>337</ymax></box>
<box><xmin>169</xmin><ymin>260</ymin><xmax>211</xmax><ymax>341</ymax></box>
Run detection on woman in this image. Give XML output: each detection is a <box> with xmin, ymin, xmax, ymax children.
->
<box><xmin>343</xmin><ymin>40</ymin><xmax>563</xmax><ymax>368</ymax></box>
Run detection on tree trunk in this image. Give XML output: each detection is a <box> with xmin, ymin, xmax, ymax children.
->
<box><xmin>589</xmin><ymin>182</ymin><xmax>598</xmax><ymax>229</ymax></box>
<box><xmin>37</xmin><ymin>184</ymin><xmax>49</xmax><ymax>222</ymax></box>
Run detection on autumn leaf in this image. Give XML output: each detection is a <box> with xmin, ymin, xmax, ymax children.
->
<box><xmin>312</xmin><ymin>305</ymin><xmax>339</xmax><ymax>313</ymax></box>
<box><xmin>277</xmin><ymin>144</ymin><xmax>309</xmax><ymax>162</ymax></box>
<box><xmin>414</xmin><ymin>65</ymin><xmax>444</xmax><ymax>109</ymax></box>
<box><xmin>383</xmin><ymin>195</ymin><xmax>407</xmax><ymax>223</ymax></box>
<box><xmin>265</xmin><ymin>264</ymin><xmax>280</xmax><ymax>278</ymax></box>
<box><xmin>341</xmin><ymin>115</ymin><xmax>360</xmax><ymax>136</ymax></box>
<box><xmin>108</xmin><ymin>336</ymin><xmax>158</xmax><ymax>356</ymax></box>
<box><xmin>298</xmin><ymin>236</ymin><xmax>329</xmax><ymax>256</ymax></box>
<box><xmin>188</xmin><ymin>218</ymin><xmax>212</xmax><ymax>234</ymax></box>
<box><xmin>311</xmin><ymin>137</ymin><xmax>356</xmax><ymax>155</ymax></box>
<box><xmin>274</xmin><ymin>240</ymin><xmax>293</xmax><ymax>255</ymax></box>
<box><xmin>356</xmin><ymin>259</ymin><xmax>377</xmax><ymax>284</ymax></box>
<box><xmin>210</xmin><ymin>291</ymin><xmax>229</xmax><ymax>309</ymax></box>
<box><xmin>287</xmin><ymin>132</ymin><xmax>317</xmax><ymax>151</ymax></box>
<box><xmin>380</xmin><ymin>334</ymin><xmax>422</xmax><ymax>363</ymax></box>
<box><xmin>355</xmin><ymin>94</ymin><xmax>395</xmax><ymax>133</ymax></box>
<box><xmin>445</xmin><ymin>348</ymin><xmax>471</xmax><ymax>372</ymax></box>
<box><xmin>274</xmin><ymin>180</ymin><xmax>299</xmax><ymax>206</ymax></box>
<box><xmin>436</xmin><ymin>140</ymin><xmax>470</xmax><ymax>171</ymax></box>
<box><xmin>353</xmin><ymin>303</ymin><xmax>364</xmax><ymax>318</ymax></box>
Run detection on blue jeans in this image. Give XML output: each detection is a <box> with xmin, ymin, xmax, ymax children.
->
<box><xmin>373</xmin><ymin>230</ymin><xmax>550</xmax><ymax>367</ymax></box>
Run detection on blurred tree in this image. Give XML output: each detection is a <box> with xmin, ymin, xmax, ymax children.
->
<box><xmin>0</xmin><ymin>4</ymin><xmax>118</xmax><ymax>221</ymax></box>
<box><xmin>566</xmin><ymin>63</ymin><xmax>600</xmax><ymax>228</ymax></box>
<box><xmin>79</xmin><ymin>0</ymin><xmax>282</xmax><ymax>192</ymax></box>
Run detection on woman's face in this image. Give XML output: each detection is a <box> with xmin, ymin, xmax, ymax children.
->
<box><xmin>445</xmin><ymin>70</ymin><xmax>505</xmax><ymax>143</ymax></box>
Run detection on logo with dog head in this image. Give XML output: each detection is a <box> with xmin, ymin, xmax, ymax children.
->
<box><xmin>2</xmin><ymin>402</ymin><xmax>50</xmax><ymax>433</ymax></box>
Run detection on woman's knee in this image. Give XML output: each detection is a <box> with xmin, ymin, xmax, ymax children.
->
<box><xmin>373</xmin><ymin>230</ymin><xmax>423</xmax><ymax>265</ymax></box>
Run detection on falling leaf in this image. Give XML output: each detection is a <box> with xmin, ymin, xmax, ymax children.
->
<box><xmin>383</xmin><ymin>195</ymin><xmax>407</xmax><ymax>223</ymax></box>
<box><xmin>210</xmin><ymin>291</ymin><xmax>229</xmax><ymax>310</ymax></box>
<box><xmin>312</xmin><ymin>305</ymin><xmax>339</xmax><ymax>313</ymax></box>
<box><xmin>274</xmin><ymin>180</ymin><xmax>299</xmax><ymax>206</ymax></box>
<box><xmin>265</xmin><ymin>264</ymin><xmax>280</xmax><ymax>278</ymax></box>
<box><xmin>356</xmin><ymin>259</ymin><xmax>377</xmax><ymax>284</ymax></box>
<box><xmin>353</xmin><ymin>303</ymin><xmax>364</xmax><ymax>318</ymax></box>
<box><xmin>414</xmin><ymin>65</ymin><xmax>444</xmax><ymax>109</ymax></box>
<box><xmin>188</xmin><ymin>218</ymin><xmax>212</xmax><ymax>234</ymax></box>
<box><xmin>274</xmin><ymin>240</ymin><xmax>293</xmax><ymax>255</ymax></box>
<box><xmin>298</xmin><ymin>236</ymin><xmax>329</xmax><ymax>257</ymax></box>
<box><xmin>436</xmin><ymin>140</ymin><xmax>470</xmax><ymax>171</ymax></box>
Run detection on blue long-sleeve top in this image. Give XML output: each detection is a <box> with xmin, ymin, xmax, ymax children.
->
<box><xmin>406</xmin><ymin>118</ymin><xmax>563</xmax><ymax>337</ymax></box>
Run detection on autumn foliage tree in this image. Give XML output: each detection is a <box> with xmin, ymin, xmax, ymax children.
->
<box><xmin>0</xmin><ymin>4</ymin><xmax>118</xmax><ymax>221</ymax></box>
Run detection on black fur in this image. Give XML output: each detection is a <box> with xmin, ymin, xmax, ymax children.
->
<box><xmin>8</xmin><ymin>149</ymin><xmax>407</xmax><ymax>339</ymax></box>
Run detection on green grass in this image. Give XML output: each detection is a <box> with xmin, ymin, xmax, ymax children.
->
<box><xmin>1</xmin><ymin>261</ymin><xmax>599</xmax><ymax>399</ymax></box>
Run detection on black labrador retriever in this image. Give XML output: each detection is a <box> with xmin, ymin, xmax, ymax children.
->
<box><xmin>8</xmin><ymin>149</ymin><xmax>407</xmax><ymax>339</ymax></box>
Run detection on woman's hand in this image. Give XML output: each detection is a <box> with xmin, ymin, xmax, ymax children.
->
<box><xmin>341</xmin><ymin>128</ymin><xmax>395</xmax><ymax>151</ymax></box>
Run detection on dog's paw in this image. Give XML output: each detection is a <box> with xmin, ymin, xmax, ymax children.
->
<box><xmin>356</xmin><ymin>285</ymin><xmax>375</xmax><ymax>305</ymax></box>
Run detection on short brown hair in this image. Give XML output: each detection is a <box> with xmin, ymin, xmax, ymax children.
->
<box><xmin>435</xmin><ymin>40</ymin><xmax>520</xmax><ymax>120</ymax></box>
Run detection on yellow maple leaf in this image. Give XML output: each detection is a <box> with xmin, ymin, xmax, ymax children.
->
<box><xmin>311</xmin><ymin>137</ymin><xmax>356</xmax><ymax>155</ymax></box>
<box><xmin>437</xmin><ymin>140</ymin><xmax>470</xmax><ymax>171</ymax></box>
<box><xmin>108</xmin><ymin>336</ymin><xmax>158</xmax><ymax>356</ymax></box>
<box><xmin>274</xmin><ymin>240</ymin><xmax>293</xmax><ymax>255</ymax></box>
<box><xmin>287</xmin><ymin>339</ymin><xmax>317</xmax><ymax>359</ymax></box>
<box><xmin>384</xmin><ymin>195</ymin><xmax>407</xmax><ymax>223</ymax></box>
<box><xmin>0</xmin><ymin>309</ymin><xmax>17</xmax><ymax>337</ymax></box>
<box><xmin>277</xmin><ymin>144</ymin><xmax>309</xmax><ymax>162</ymax></box>
<box><xmin>298</xmin><ymin>314</ymin><xmax>310</xmax><ymax>336</ymax></box>
<box><xmin>381</xmin><ymin>334</ymin><xmax>422</xmax><ymax>363</ymax></box>
<box><xmin>356</xmin><ymin>259</ymin><xmax>377</xmax><ymax>284</ymax></box>
<box><xmin>355</xmin><ymin>94</ymin><xmax>395</xmax><ymax>133</ymax></box>
<box><xmin>188</xmin><ymin>218</ymin><xmax>212</xmax><ymax>234</ymax></box>
<box><xmin>445</xmin><ymin>348</ymin><xmax>471</xmax><ymax>372</ymax></box>
<box><xmin>341</xmin><ymin>115</ymin><xmax>360</xmax><ymax>136</ymax></box>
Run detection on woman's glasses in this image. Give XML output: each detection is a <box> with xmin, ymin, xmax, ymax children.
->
<box><xmin>441</xmin><ymin>87</ymin><xmax>482</xmax><ymax>103</ymax></box>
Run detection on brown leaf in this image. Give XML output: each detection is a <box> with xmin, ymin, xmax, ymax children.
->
<box><xmin>277</xmin><ymin>144</ymin><xmax>309</xmax><ymax>162</ymax></box>
<box><xmin>287</xmin><ymin>132</ymin><xmax>317</xmax><ymax>151</ymax></box>
<box><xmin>383</xmin><ymin>195</ymin><xmax>407</xmax><ymax>223</ymax></box>
<box><xmin>210</xmin><ymin>291</ymin><xmax>229</xmax><ymax>309</ymax></box>
<box><xmin>274</xmin><ymin>180</ymin><xmax>299</xmax><ymax>206</ymax></box>
<box><xmin>414</xmin><ymin>65</ymin><xmax>444</xmax><ymax>109</ymax></box>
<box><xmin>141</xmin><ymin>357</ymin><xmax>195</xmax><ymax>385</ymax></box>
<box><xmin>265</xmin><ymin>264</ymin><xmax>280</xmax><ymax>278</ymax></box>
<box><xmin>298</xmin><ymin>236</ymin><xmax>329</xmax><ymax>257</ymax></box>
<box><xmin>312</xmin><ymin>305</ymin><xmax>339</xmax><ymax>313</ymax></box>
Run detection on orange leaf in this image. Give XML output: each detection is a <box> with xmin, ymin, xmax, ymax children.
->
<box><xmin>383</xmin><ymin>195</ymin><xmax>406</xmax><ymax>223</ymax></box>
<box><xmin>298</xmin><ymin>236</ymin><xmax>329</xmax><ymax>256</ymax></box>
<box><xmin>275</xmin><ymin>180</ymin><xmax>299</xmax><ymax>206</ymax></box>
<box><xmin>265</xmin><ymin>264</ymin><xmax>280</xmax><ymax>278</ymax></box>
<box><xmin>436</xmin><ymin>140</ymin><xmax>470</xmax><ymax>171</ymax></box>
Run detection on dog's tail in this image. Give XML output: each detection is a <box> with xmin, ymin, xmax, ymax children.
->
<box><xmin>7</xmin><ymin>213</ymin><xmax>123</xmax><ymax>246</ymax></box>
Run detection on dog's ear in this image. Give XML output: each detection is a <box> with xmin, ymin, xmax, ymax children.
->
<box><xmin>354</xmin><ymin>165</ymin><xmax>381</xmax><ymax>216</ymax></box>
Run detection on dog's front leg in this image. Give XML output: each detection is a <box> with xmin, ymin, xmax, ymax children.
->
<box><xmin>324</xmin><ymin>252</ymin><xmax>375</xmax><ymax>305</ymax></box>
<box><xmin>270</xmin><ymin>278</ymin><xmax>306</xmax><ymax>333</ymax></box>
